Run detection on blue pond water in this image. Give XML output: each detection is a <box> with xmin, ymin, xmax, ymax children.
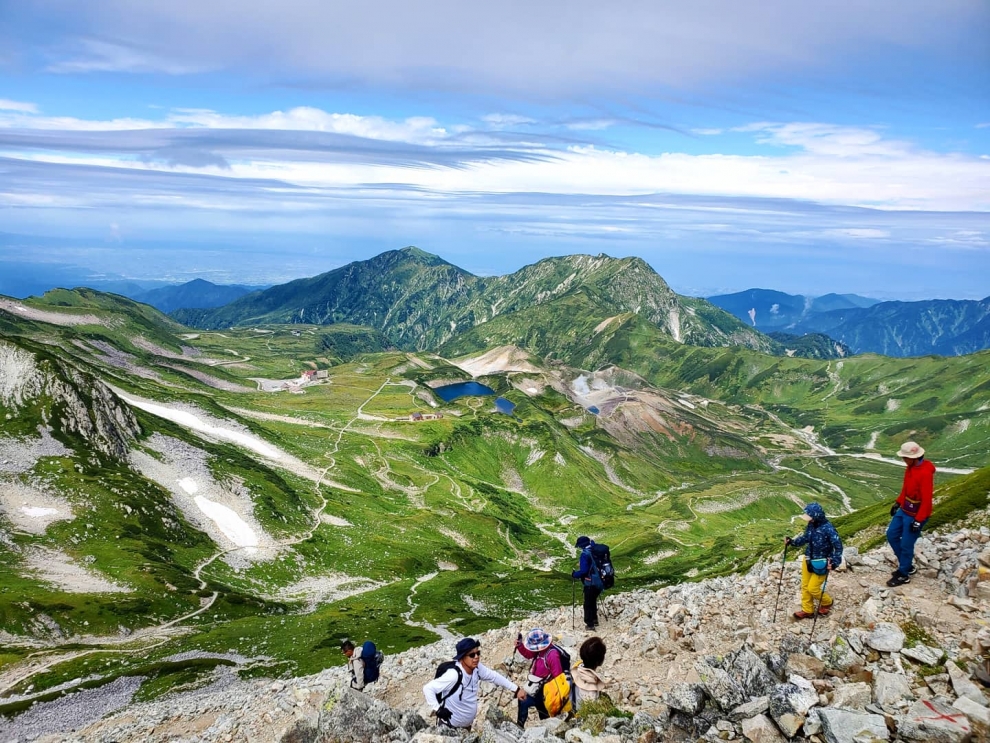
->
<box><xmin>433</xmin><ymin>381</ymin><xmax>496</xmax><ymax>401</ymax></box>
<box><xmin>432</xmin><ymin>382</ymin><xmax>517</xmax><ymax>417</ymax></box>
<box><xmin>495</xmin><ymin>397</ymin><xmax>516</xmax><ymax>415</ymax></box>
<box><xmin>587</xmin><ymin>406</ymin><xmax>600</xmax><ymax>415</ymax></box>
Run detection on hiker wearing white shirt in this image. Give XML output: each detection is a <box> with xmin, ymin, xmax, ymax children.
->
<box><xmin>422</xmin><ymin>638</ymin><xmax>526</xmax><ymax>729</ymax></box>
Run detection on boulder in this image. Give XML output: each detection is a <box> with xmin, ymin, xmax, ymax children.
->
<box><xmin>901</xmin><ymin>644</ymin><xmax>942</xmax><ymax>667</ymax></box>
<box><xmin>830</xmin><ymin>682</ymin><xmax>871</xmax><ymax>711</ymax></box>
<box><xmin>768</xmin><ymin>681</ymin><xmax>818</xmax><ymax>738</ymax></box>
<box><xmin>953</xmin><ymin>696</ymin><xmax>990</xmax><ymax>726</ymax></box>
<box><xmin>729</xmin><ymin>696</ymin><xmax>770</xmax><ymax>722</ymax></box>
<box><xmin>665</xmin><ymin>683</ymin><xmax>706</xmax><ymax>715</ymax></box>
<box><xmin>866</xmin><ymin>623</ymin><xmax>905</xmax><ymax>653</ymax></box>
<box><xmin>898</xmin><ymin>699</ymin><xmax>973</xmax><ymax>743</ymax></box>
<box><xmin>315</xmin><ymin>685</ymin><xmax>407</xmax><ymax>743</ymax></box>
<box><xmin>817</xmin><ymin>708</ymin><xmax>889</xmax><ymax>743</ymax></box>
<box><xmin>696</xmin><ymin>661</ymin><xmax>747</xmax><ymax>711</ymax></box>
<box><xmin>785</xmin><ymin>653</ymin><xmax>825</xmax><ymax>680</ymax></box>
<box><xmin>740</xmin><ymin>713</ymin><xmax>787</xmax><ymax>743</ymax></box>
<box><xmin>822</xmin><ymin>635</ymin><xmax>863</xmax><ymax>673</ymax></box>
<box><xmin>873</xmin><ymin>670</ymin><xmax>914</xmax><ymax>709</ymax></box>
<box><xmin>725</xmin><ymin>646</ymin><xmax>780</xmax><ymax>697</ymax></box>
<box><xmin>947</xmin><ymin>662</ymin><xmax>988</xmax><ymax>705</ymax></box>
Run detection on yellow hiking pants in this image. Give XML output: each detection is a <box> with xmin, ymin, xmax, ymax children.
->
<box><xmin>801</xmin><ymin>558</ymin><xmax>832</xmax><ymax>613</ymax></box>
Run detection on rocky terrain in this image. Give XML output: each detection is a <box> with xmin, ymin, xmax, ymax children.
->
<box><xmin>5</xmin><ymin>506</ymin><xmax>989</xmax><ymax>743</ymax></box>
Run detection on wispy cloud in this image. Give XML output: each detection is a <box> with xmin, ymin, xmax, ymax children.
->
<box><xmin>0</xmin><ymin>99</ymin><xmax>38</xmax><ymax>113</ymax></box>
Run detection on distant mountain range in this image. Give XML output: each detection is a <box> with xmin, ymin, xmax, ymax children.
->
<box><xmin>132</xmin><ymin>278</ymin><xmax>264</xmax><ymax>313</ymax></box>
<box><xmin>709</xmin><ymin>288</ymin><xmax>990</xmax><ymax>357</ymax></box>
<box><xmin>174</xmin><ymin>247</ymin><xmax>781</xmax><ymax>354</ymax></box>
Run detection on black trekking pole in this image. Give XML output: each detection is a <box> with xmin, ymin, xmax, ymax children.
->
<box><xmin>808</xmin><ymin>570</ymin><xmax>830</xmax><ymax>647</ymax></box>
<box><xmin>772</xmin><ymin>543</ymin><xmax>789</xmax><ymax>624</ymax></box>
<box><xmin>597</xmin><ymin>593</ymin><xmax>610</xmax><ymax>623</ymax></box>
<box><xmin>571</xmin><ymin>578</ymin><xmax>576</xmax><ymax>631</ymax></box>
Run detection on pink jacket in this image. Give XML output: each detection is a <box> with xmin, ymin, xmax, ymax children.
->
<box><xmin>515</xmin><ymin>642</ymin><xmax>564</xmax><ymax>680</ymax></box>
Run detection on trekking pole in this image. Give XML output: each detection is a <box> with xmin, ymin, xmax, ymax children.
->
<box><xmin>772</xmin><ymin>543</ymin><xmax>789</xmax><ymax>624</ymax></box>
<box><xmin>808</xmin><ymin>571</ymin><xmax>830</xmax><ymax>648</ymax></box>
<box><xmin>598</xmin><ymin>593</ymin><xmax>610</xmax><ymax>623</ymax></box>
<box><xmin>571</xmin><ymin>578</ymin><xmax>576</xmax><ymax>631</ymax></box>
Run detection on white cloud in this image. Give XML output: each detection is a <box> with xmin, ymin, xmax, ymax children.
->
<box><xmin>823</xmin><ymin>228</ymin><xmax>891</xmax><ymax>239</ymax></box>
<box><xmin>692</xmin><ymin>128</ymin><xmax>724</xmax><ymax>136</ymax></box>
<box><xmin>20</xmin><ymin>1</ymin><xmax>989</xmax><ymax>98</ymax></box>
<box><xmin>482</xmin><ymin>114</ymin><xmax>536</xmax><ymax>128</ymax></box>
<box><xmin>0</xmin><ymin>99</ymin><xmax>38</xmax><ymax>113</ymax></box>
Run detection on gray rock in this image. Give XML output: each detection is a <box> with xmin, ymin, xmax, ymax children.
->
<box><xmin>315</xmin><ymin>685</ymin><xmax>404</xmax><ymax>743</ymax></box>
<box><xmin>830</xmin><ymin>682</ymin><xmax>872</xmax><ymax>711</ymax></box>
<box><xmin>901</xmin><ymin>644</ymin><xmax>942</xmax><ymax>667</ymax></box>
<box><xmin>785</xmin><ymin>653</ymin><xmax>825</xmax><ymax>680</ymax></box>
<box><xmin>665</xmin><ymin>682</ymin><xmax>707</xmax><ymax>715</ymax></box>
<box><xmin>866</xmin><ymin>623</ymin><xmax>905</xmax><ymax>653</ymax></box>
<box><xmin>768</xmin><ymin>682</ymin><xmax>818</xmax><ymax>738</ymax></box>
<box><xmin>818</xmin><ymin>708</ymin><xmax>889</xmax><ymax>743</ymax></box>
<box><xmin>696</xmin><ymin>661</ymin><xmax>747</xmax><ymax>711</ymax></box>
<box><xmin>824</xmin><ymin>635</ymin><xmax>863</xmax><ymax>672</ymax></box>
<box><xmin>725</xmin><ymin>646</ymin><xmax>780</xmax><ymax>697</ymax></box>
<box><xmin>730</xmin><ymin>696</ymin><xmax>770</xmax><ymax>721</ymax></box>
<box><xmin>740</xmin><ymin>713</ymin><xmax>787</xmax><ymax>743</ymax></box>
<box><xmin>947</xmin><ymin>662</ymin><xmax>988</xmax><ymax>705</ymax></box>
<box><xmin>803</xmin><ymin>708</ymin><xmax>822</xmax><ymax>736</ymax></box>
<box><xmin>873</xmin><ymin>671</ymin><xmax>914</xmax><ymax>709</ymax></box>
<box><xmin>898</xmin><ymin>698</ymin><xmax>973</xmax><ymax>742</ymax></box>
<box><xmin>953</xmin><ymin>696</ymin><xmax>990</xmax><ymax>725</ymax></box>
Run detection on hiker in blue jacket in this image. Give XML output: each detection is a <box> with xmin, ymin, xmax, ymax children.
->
<box><xmin>785</xmin><ymin>502</ymin><xmax>843</xmax><ymax>619</ymax></box>
<box><xmin>572</xmin><ymin>536</ymin><xmax>601</xmax><ymax>630</ymax></box>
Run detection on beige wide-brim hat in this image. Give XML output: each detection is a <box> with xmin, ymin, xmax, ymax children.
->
<box><xmin>897</xmin><ymin>441</ymin><xmax>925</xmax><ymax>458</ymax></box>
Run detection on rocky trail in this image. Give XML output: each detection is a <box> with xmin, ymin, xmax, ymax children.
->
<box><xmin>5</xmin><ymin>507</ymin><xmax>989</xmax><ymax>743</ymax></box>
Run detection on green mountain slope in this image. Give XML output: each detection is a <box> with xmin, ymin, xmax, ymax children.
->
<box><xmin>174</xmin><ymin>248</ymin><xmax>773</xmax><ymax>353</ymax></box>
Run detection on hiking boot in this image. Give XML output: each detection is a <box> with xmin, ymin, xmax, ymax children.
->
<box><xmin>886</xmin><ymin>572</ymin><xmax>910</xmax><ymax>587</ymax></box>
<box><xmin>908</xmin><ymin>565</ymin><xmax>917</xmax><ymax>576</ymax></box>
<box><xmin>817</xmin><ymin>605</ymin><xmax>831</xmax><ymax>616</ymax></box>
<box><xmin>585</xmin><ymin>624</ymin><xmax>597</xmax><ymax>631</ymax></box>
<box><xmin>793</xmin><ymin>610</ymin><xmax>815</xmax><ymax>620</ymax></box>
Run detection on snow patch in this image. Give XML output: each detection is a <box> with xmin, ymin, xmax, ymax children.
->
<box><xmin>22</xmin><ymin>507</ymin><xmax>58</xmax><ymax>518</ymax></box>
<box><xmin>0</xmin><ymin>481</ymin><xmax>73</xmax><ymax>534</ymax></box>
<box><xmin>177</xmin><ymin>478</ymin><xmax>199</xmax><ymax>494</ymax></box>
<box><xmin>194</xmin><ymin>496</ymin><xmax>258</xmax><ymax>550</ymax></box>
<box><xmin>321</xmin><ymin>514</ymin><xmax>352</xmax><ymax>527</ymax></box>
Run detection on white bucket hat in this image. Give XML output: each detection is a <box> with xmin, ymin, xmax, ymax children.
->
<box><xmin>897</xmin><ymin>441</ymin><xmax>925</xmax><ymax>458</ymax></box>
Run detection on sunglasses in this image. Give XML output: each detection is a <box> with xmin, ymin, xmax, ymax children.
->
<box><xmin>465</xmin><ymin>651</ymin><xmax>481</xmax><ymax>658</ymax></box>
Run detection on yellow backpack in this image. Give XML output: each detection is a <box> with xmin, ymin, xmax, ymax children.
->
<box><xmin>541</xmin><ymin>669</ymin><xmax>575</xmax><ymax>717</ymax></box>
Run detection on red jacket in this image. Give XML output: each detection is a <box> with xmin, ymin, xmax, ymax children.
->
<box><xmin>897</xmin><ymin>458</ymin><xmax>935</xmax><ymax>522</ymax></box>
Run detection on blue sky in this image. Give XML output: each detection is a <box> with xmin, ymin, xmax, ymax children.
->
<box><xmin>1</xmin><ymin>0</ymin><xmax>988</xmax><ymax>299</ymax></box>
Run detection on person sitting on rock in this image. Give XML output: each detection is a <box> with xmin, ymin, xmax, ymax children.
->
<box><xmin>340</xmin><ymin>639</ymin><xmax>366</xmax><ymax>691</ymax></box>
<box><xmin>515</xmin><ymin>628</ymin><xmax>566</xmax><ymax>727</ymax></box>
<box><xmin>573</xmin><ymin>636</ymin><xmax>607</xmax><ymax>711</ymax></box>
<box><xmin>785</xmin><ymin>502</ymin><xmax>843</xmax><ymax>619</ymax></box>
<box><xmin>886</xmin><ymin>441</ymin><xmax>935</xmax><ymax>587</ymax></box>
<box><xmin>422</xmin><ymin>637</ymin><xmax>527</xmax><ymax>729</ymax></box>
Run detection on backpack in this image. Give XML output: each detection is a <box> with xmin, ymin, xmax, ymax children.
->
<box><xmin>433</xmin><ymin>660</ymin><xmax>464</xmax><ymax>707</ymax></box>
<box><xmin>541</xmin><ymin>670</ymin><xmax>576</xmax><ymax>717</ymax></box>
<box><xmin>360</xmin><ymin>640</ymin><xmax>384</xmax><ymax>684</ymax></box>
<box><xmin>531</xmin><ymin>644</ymin><xmax>572</xmax><ymax>682</ymax></box>
<box><xmin>590</xmin><ymin>543</ymin><xmax>615</xmax><ymax>590</ymax></box>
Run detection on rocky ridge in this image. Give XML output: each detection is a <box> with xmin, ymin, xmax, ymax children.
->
<box><xmin>10</xmin><ymin>510</ymin><xmax>990</xmax><ymax>743</ymax></box>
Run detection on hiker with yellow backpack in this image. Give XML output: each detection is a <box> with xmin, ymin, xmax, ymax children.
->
<box><xmin>515</xmin><ymin>628</ymin><xmax>568</xmax><ymax>728</ymax></box>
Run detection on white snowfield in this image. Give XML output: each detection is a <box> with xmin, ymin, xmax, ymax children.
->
<box><xmin>118</xmin><ymin>394</ymin><xmax>283</xmax><ymax>460</ymax></box>
<box><xmin>194</xmin><ymin>495</ymin><xmax>259</xmax><ymax>550</ymax></box>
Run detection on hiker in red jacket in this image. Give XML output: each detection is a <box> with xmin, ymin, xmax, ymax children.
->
<box><xmin>886</xmin><ymin>441</ymin><xmax>935</xmax><ymax>587</ymax></box>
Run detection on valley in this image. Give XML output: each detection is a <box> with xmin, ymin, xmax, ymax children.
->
<box><xmin>1</xmin><ymin>275</ymin><xmax>989</xmax><ymax>728</ymax></box>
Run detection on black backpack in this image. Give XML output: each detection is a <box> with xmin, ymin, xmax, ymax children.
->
<box><xmin>433</xmin><ymin>660</ymin><xmax>464</xmax><ymax>706</ymax></box>
<box><xmin>590</xmin><ymin>543</ymin><xmax>615</xmax><ymax>590</ymax></box>
<box><xmin>551</xmin><ymin>644</ymin><xmax>571</xmax><ymax>673</ymax></box>
<box><xmin>360</xmin><ymin>641</ymin><xmax>384</xmax><ymax>684</ymax></box>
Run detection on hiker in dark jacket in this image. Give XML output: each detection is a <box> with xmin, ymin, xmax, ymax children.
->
<box><xmin>785</xmin><ymin>502</ymin><xmax>843</xmax><ymax>619</ymax></box>
<box><xmin>572</xmin><ymin>536</ymin><xmax>601</xmax><ymax>630</ymax></box>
